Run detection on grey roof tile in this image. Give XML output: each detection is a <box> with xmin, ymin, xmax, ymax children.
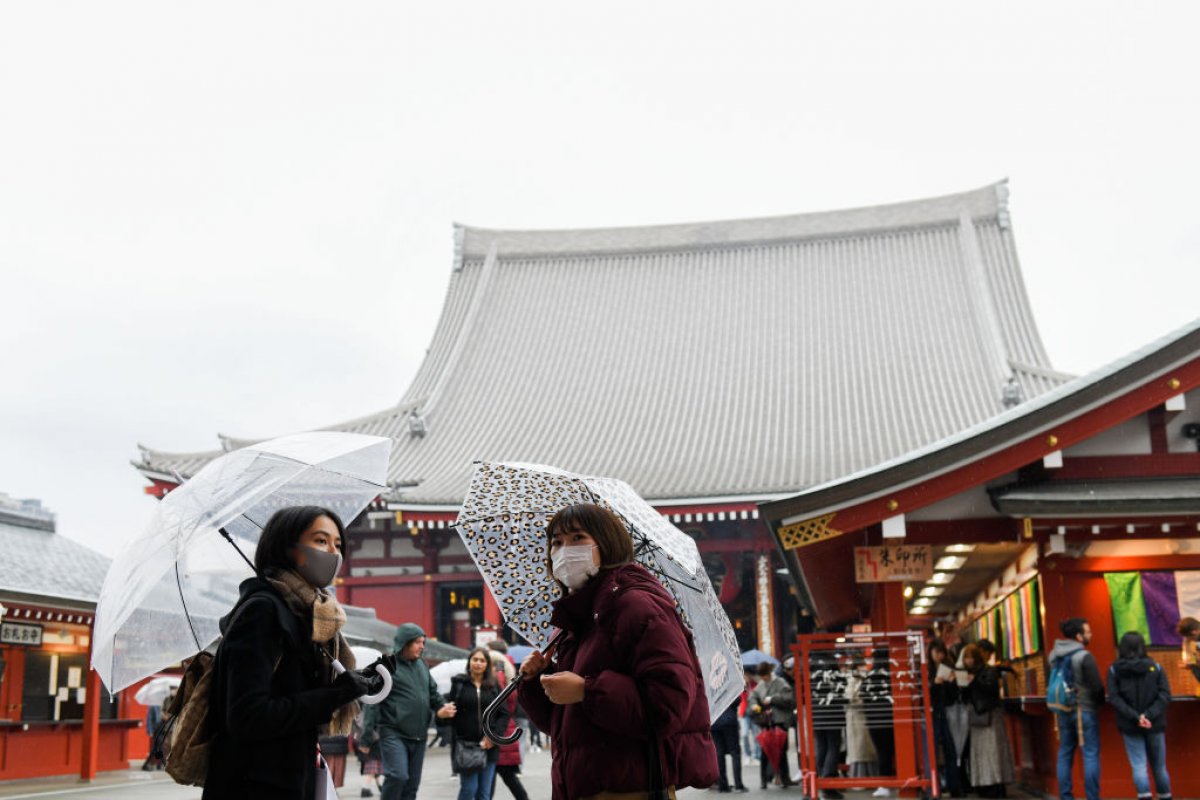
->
<box><xmin>136</xmin><ymin>182</ymin><xmax>1069</xmax><ymax>505</ymax></box>
<box><xmin>0</xmin><ymin>519</ymin><xmax>111</xmax><ymax>606</ymax></box>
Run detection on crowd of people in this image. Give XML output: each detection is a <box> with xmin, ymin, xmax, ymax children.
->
<box><xmin>181</xmin><ymin>502</ymin><xmax>1200</xmax><ymax>800</ymax></box>
<box><xmin>925</xmin><ymin>615</ymin><xmax>1200</xmax><ymax>800</ymax></box>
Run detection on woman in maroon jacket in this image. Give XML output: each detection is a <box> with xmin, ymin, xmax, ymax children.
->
<box><xmin>519</xmin><ymin>503</ymin><xmax>718</xmax><ymax>800</ymax></box>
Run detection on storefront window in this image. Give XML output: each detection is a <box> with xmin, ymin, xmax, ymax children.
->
<box><xmin>21</xmin><ymin>652</ymin><xmax>115</xmax><ymax>722</ymax></box>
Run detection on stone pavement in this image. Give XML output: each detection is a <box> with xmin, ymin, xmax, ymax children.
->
<box><xmin>0</xmin><ymin>746</ymin><xmax>985</xmax><ymax>800</ymax></box>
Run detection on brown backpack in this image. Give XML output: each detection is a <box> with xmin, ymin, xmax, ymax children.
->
<box><xmin>161</xmin><ymin>651</ymin><xmax>216</xmax><ymax>785</ymax></box>
<box><xmin>155</xmin><ymin>590</ymin><xmax>299</xmax><ymax>787</ymax></box>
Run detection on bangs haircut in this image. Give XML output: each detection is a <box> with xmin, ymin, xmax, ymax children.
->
<box><xmin>254</xmin><ymin>505</ymin><xmax>345</xmax><ymax>575</ymax></box>
<box><xmin>545</xmin><ymin>503</ymin><xmax>634</xmax><ymax>567</ymax></box>
<box><xmin>466</xmin><ymin>646</ymin><xmax>499</xmax><ymax>690</ymax></box>
<box><xmin>960</xmin><ymin>643</ymin><xmax>984</xmax><ymax>673</ymax></box>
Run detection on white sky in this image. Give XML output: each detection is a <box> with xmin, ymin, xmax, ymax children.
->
<box><xmin>2</xmin><ymin>2</ymin><xmax>1197</xmax><ymax>556</ymax></box>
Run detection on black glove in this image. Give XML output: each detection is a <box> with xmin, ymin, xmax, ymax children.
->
<box><xmin>368</xmin><ymin>653</ymin><xmax>398</xmax><ymax>675</ymax></box>
<box><xmin>333</xmin><ymin>668</ymin><xmax>384</xmax><ymax>701</ymax></box>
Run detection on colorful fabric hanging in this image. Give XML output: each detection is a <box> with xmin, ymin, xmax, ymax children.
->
<box><xmin>1140</xmin><ymin>572</ymin><xmax>1182</xmax><ymax>646</ymax></box>
<box><xmin>1103</xmin><ymin>571</ymin><xmax>1200</xmax><ymax>646</ymax></box>
<box><xmin>1104</xmin><ymin>572</ymin><xmax>1151</xmax><ymax>642</ymax></box>
<box><xmin>969</xmin><ymin>580</ymin><xmax>1043</xmax><ymax>659</ymax></box>
<box><xmin>1177</xmin><ymin>571</ymin><xmax>1200</xmax><ymax>620</ymax></box>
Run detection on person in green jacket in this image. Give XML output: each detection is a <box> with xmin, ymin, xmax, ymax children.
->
<box><xmin>363</xmin><ymin>623</ymin><xmax>457</xmax><ymax>800</ymax></box>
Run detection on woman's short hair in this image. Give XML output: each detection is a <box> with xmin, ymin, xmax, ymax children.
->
<box><xmin>755</xmin><ymin>661</ymin><xmax>776</xmax><ymax>678</ymax></box>
<box><xmin>1178</xmin><ymin>616</ymin><xmax>1200</xmax><ymax>638</ymax></box>
<box><xmin>960</xmin><ymin>643</ymin><xmax>984</xmax><ymax>672</ymax></box>
<box><xmin>254</xmin><ymin>506</ymin><xmax>345</xmax><ymax>575</ymax></box>
<box><xmin>545</xmin><ymin>504</ymin><xmax>634</xmax><ymax>567</ymax></box>
<box><xmin>1118</xmin><ymin>631</ymin><xmax>1147</xmax><ymax>660</ymax></box>
<box><xmin>465</xmin><ymin>646</ymin><xmax>499</xmax><ymax>689</ymax></box>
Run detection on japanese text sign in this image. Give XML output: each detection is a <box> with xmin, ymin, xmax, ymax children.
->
<box><xmin>1</xmin><ymin>621</ymin><xmax>44</xmax><ymax>646</ymax></box>
<box><xmin>854</xmin><ymin>545</ymin><xmax>933</xmax><ymax>583</ymax></box>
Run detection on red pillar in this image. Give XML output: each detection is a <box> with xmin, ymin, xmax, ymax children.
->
<box><xmin>483</xmin><ymin>587</ymin><xmax>502</xmax><ymax>627</ymax></box>
<box><xmin>870</xmin><ymin>581</ymin><xmax>907</xmax><ymax>632</ymax></box>
<box><xmin>79</xmin><ymin>666</ymin><xmax>102</xmax><ymax>781</ymax></box>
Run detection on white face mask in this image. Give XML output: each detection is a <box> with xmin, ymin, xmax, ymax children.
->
<box><xmin>551</xmin><ymin>544</ymin><xmax>599</xmax><ymax>591</ymax></box>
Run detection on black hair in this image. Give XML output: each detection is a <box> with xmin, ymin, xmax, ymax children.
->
<box><xmin>1059</xmin><ymin>617</ymin><xmax>1088</xmax><ymax>640</ymax></box>
<box><xmin>464</xmin><ymin>647</ymin><xmax>500</xmax><ymax>690</ymax></box>
<box><xmin>928</xmin><ymin>639</ymin><xmax>948</xmax><ymax>660</ymax></box>
<box><xmin>545</xmin><ymin>504</ymin><xmax>634</xmax><ymax>566</ymax></box>
<box><xmin>254</xmin><ymin>506</ymin><xmax>345</xmax><ymax>575</ymax></box>
<box><xmin>1118</xmin><ymin>631</ymin><xmax>1147</xmax><ymax>660</ymax></box>
<box><xmin>977</xmin><ymin>639</ymin><xmax>996</xmax><ymax>655</ymax></box>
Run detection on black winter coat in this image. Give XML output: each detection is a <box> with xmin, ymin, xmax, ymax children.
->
<box><xmin>963</xmin><ymin>666</ymin><xmax>1003</xmax><ymax>715</ymax></box>
<box><xmin>1106</xmin><ymin>657</ymin><xmax>1171</xmax><ymax>735</ymax></box>
<box><xmin>202</xmin><ymin>577</ymin><xmax>358</xmax><ymax>800</ymax></box>
<box><xmin>447</xmin><ymin>673</ymin><xmax>509</xmax><ymax>764</ymax></box>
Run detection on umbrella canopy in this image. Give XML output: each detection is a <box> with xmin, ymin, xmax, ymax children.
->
<box><xmin>429</xmin><ymin>658</ymin><xmax>468</xmax><ymax>695</ymax></box>
<box><xmin>506</xmin><ymin>644</ymin><xmax>534</xmax><ymax>664</ymax></box>
<box><xmin>740</xmin><ymin>649</ymin><xmax>780</xmax><ymax>668</ymax></box>
<box><xmin>351</xmin><ymin>645</ymin><xmax>383</xmax><ymax>666</ymax></box>
<box><xmin>92</xmin><ymin>432</ymin><xmax>391</xmax><ymax>694</ymax></box>
<box><xmin>455</xmin><ymin>461</ymin><xmax>742</xmax><ymax>723</ymax></box>
<box><xmin>134</xmin><ymin>676</ymin><xmax>181</xmax><ymax>706</ymax></box>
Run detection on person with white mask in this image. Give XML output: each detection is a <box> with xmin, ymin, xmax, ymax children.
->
<box><xmin>518</xmin><ymin>503</ymin><xmax>718</xmax><ymax>800</ymax></box>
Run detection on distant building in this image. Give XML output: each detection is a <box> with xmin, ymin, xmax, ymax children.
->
<box><xmin>135</xmin><ymin>181</ymin><xmax>1067</xmax><ymax>651</ymax></box>
<box><xmin>761</xmin><ymin>318</ymin><xmax>1200</xmax><ymax>797</ymax></box>
<box><xmin>0</xmin><ymin>494</ymin><xmax>140</xmax><ymax>780</ymax></box>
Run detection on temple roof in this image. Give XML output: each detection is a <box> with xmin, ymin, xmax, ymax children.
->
<box><xmin>0</xmin><ymin>516</ymin><xmax>111</xmax><ymax>609</ymax></box>
<box><xmin>137</xmin><ymin>181</ymin><xmax>1070</xmax><ymax>505</ymax></box>
<box><xmin>761</xmin><ymin>316</ymin><xmax>1200</xmax><ymax>526</ymax></box>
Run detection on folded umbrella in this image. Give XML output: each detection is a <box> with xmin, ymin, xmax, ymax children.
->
<box><xmin>756</xmin><ymin>725</ymin><xmax>789</xmax><ymax>773</ymax></box>
<box><xmin>945</xmin><ymin>703</ymin><xmax>970</xmax><ymax>766</ymax></box>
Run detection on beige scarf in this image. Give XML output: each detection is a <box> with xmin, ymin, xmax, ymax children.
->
<box><xmin>268</xmin><ymin>569</ymin><xmax>358</xmax><ymax>735</ymax></box>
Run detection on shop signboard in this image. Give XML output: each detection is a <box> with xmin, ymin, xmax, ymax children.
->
<box><xmin>1</xmin><ymin>621</ymin><xmax>43</xmax><ymax>646</ymax></box>
<box><xmin>853</xmin><ymin>545</ymin><xmax>933</xmax><ymax>583</ymax></box>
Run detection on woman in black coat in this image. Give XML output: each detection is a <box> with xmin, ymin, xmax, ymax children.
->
<box><xmin>203</xmin><ymin>506</ymin><xmax>385</xmax><ymax>800</ymax></box>
<box><xmin>448</xmin><ymin>647</ymin><xmax>509</xmax><ymax>800</ymax></box>
<box><xmin>1106</xmin><ymin>631</ymin><xmax>1173</xmax><ymax>800</ymax></box>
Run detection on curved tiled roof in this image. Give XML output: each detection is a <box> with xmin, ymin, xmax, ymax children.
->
<box><xmin>0</xmin><ymin>518</ymin><xmax>111</xmax><ymax>607</ymax></box>
<box><xmin>136</xmin><ymin>181</ymin><xmax>1069</xmax><ymax>504</ymax></box>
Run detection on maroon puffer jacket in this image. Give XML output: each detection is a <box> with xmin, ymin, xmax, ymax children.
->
<box><xmin>518</xmin><ymin>562</ymin><xmax>718</xmax><ymax>800</ymax></box>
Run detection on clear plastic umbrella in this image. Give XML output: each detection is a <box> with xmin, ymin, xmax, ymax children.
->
<box><xmin>455</xmin><ymin>461</ymin><xmax>742</xmax><ymax>725</ymax></box>
<box><xmin>429</xmin><ymin>658</ymin><xmax>468</xmax><ymax>695</ymax></box>
<box><xmin>134</xmin><ymin>676</ymin><xmax>181</xmax><ymax>706</ymax></box>
<box><xmin>92</xmin><ymin>432</ymin><xmax>391</xmax><ymax>694</ymax></box>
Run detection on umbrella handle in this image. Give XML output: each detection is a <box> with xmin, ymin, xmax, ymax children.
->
<box><xmin>331</xmin><ymin>660</ymin><xmax>394</xmax><ymax>706</ymax></box>
<box><xmin>482</xmin><ymin>631</ymin><xmax>565</xmax><ymax>745</ymax></box>
<box><xmin>482</xmin><ymin>675</ymin><xmax>524</xmax><ymax>745</ymax></box>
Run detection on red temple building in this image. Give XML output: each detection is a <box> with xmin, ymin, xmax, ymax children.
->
<box><xmin>135</xmin><ymin>181</ymin><xmax>1067</xmax><ymax>655</ymax></box>
<box><xmin>0</xmin><ymin>496</ymin><xmax>140</xmax><ymax>781</ymax></box>
<box><xmin>762</xmin><ymin>318</ymin><xmax>1200</xmax><ymax>796</ymax></box>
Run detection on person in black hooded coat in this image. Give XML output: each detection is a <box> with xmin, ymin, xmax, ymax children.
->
<box><xmin>203</xmin><ymin>507</ymin><xmax>385</xmax><ymax>800</ymax></box>
<box><xmin>1106</xmin><ymin>632</ymin><xmax>1173</xmax><ymax>800</ymax></box>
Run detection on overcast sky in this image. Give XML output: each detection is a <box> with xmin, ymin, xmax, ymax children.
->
<box><xmin>2</xmin><ymin>2</ymin><xmax>1197</xmax><ymax>556</ymax></box>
